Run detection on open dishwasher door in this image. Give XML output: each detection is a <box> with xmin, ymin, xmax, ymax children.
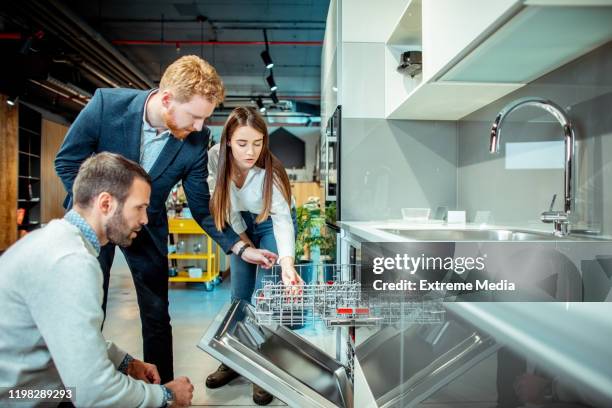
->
<box><xmin>198</xmin><ymin>300</ymin><xmax>353</xmax><ymax>408</ymax></box>
<box><xmin>355</xmin><ymin>309</ymin><xmax>499</xmax><ymax>408</ymax></box>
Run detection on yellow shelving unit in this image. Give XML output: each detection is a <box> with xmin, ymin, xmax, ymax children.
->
<box><xmin>168</xmin><ymin>217</ymin><xmax>221</xmax><ymax>290</ymax></box>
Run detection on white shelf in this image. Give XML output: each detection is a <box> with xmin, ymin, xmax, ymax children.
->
<box><xmin>386</xmin><ymin>0</ymin><xmax>422</xmax><ymax>46</ymax></box>
<box><xmin>387</xmin><ymin>81</ymin><xmax>523</xmax><ymax>120</ymax></box>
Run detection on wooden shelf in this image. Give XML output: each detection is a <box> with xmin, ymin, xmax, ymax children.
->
<box><xmin>168</xmin><ymin>253</ymin><xmax>213</xmax><ymax>260</ymax></box>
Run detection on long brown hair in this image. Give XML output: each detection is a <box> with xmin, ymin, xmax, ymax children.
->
<box><xmin>211</xmin><ymin>107</ymin><xmax>292</xmax><ymax>231</ymax></box>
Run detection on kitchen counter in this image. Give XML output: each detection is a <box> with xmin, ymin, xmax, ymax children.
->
<box><xmin>339</xmin><ymin>220</ymin><xmax>557</xmax><ymax>242</ymax></box>
<box><xmin>342</xmin><ymin>220</ymin><xmax>612</xmax><ymax>406</ymax></box>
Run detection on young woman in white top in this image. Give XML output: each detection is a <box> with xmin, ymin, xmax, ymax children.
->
<box><xmin>205</xmin><ymin>107</ymin><xmax>303</xmax><ymax>404</ymax></box>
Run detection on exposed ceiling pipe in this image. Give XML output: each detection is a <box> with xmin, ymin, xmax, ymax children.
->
<box><xmin>18</xmin><ymin>1</ymin><xmax>146</xmax><ymax>88</ymax></box>
<box><xmin>79</xmin><ymin>70</ymin><xmax>112</xmax><ymax>89</ymax></box>
<box><xmin>48</xmin><ymin>0</ymin><xmax>153</xmax><ymax>88</ymax></box>
<box><xmin>99</xmin><ymin>23</ymin><xmax>323</xmax><ymax>32</ymax></box>
<box><xmin>0</xmin><ymin>33</ymin><xmax>22</xmax><ymax>39</ymax></box>
<box><xmin>15</xmin><ymin>0</ymin><xmax>153</xmax><ymax>89</ymax></box>
<box><xmin>112</xmin><ymin>39</ymin><xmax>322</xmax><ymax>46</ymax></box>
<box><xmin>80</xmin><ymin>62</ymin><xmax>121</xmax><ymax>88</ymax></box>
<box><xmin>207</xmin><ymin>26</ymin><xmax>324</xmax><ymax>31</ymax></box>
<box><xmin>98</xmin><ymin>18</ymin><xmax>325</xmax><ymax>24</ymax></box>
<box><xmin>52</xmin><ymin>58</ymin><xmax>121</xmax><ymax>88</ymax></box>
<box><xmin>46</xmin><ymin>76</ymin><xmax>92</xmax><ymax>99</ymax></box>
<box><xmin>29</xmin><ymin>79</ymin><xmax>87</xmax><ymax>106</ymax></box>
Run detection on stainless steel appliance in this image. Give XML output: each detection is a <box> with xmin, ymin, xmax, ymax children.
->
<box><xmin>199</xmin><ymin>300</ymin><xmax>353</xmax><ymax>408</ymax></box>
<box><xmin>321</xmin><ymin>106</ymin><xmax>341</xmax><ymax>229</ymax></box>
<box><xmin>356</xmin><ymin>310</ymin><xmax>499</xmax><ymax>408</ymax></box>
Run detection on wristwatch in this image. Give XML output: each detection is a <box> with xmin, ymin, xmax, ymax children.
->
<box><xmin>160</xmin><ymin>385</ymin><xmax>174</xmax><ymax>408</ymax></box>
<box><xmin>237</xmin><ymin>241</ymin><xmax>251</xmax><ymax>258</ymax></box>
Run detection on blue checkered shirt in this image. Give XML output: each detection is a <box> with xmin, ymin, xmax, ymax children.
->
<box><xmin>64</xmin><ymin>209</ymin><xmax>101</xmax><ymax>256</ymax></box>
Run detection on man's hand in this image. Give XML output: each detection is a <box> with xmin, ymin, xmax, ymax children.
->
<box><xmin>164</xmin><ymin>376</ymin><xmax>194</xmax><ymax>407</ymax></box>
<box><xmin>128</xmin><ymin>359</ymin><xmax>161</xmax><ymax>384</ymax></box>
<box><xmin>241</xmin><ymin>247</ymin><xmax>278</xmax><ymax>268</ymax></box>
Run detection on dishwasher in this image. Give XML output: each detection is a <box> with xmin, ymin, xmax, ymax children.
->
<box><xmin>198</xmin><ymin>264</ymin><xmax>480</xmax><ymax>408</ymax></box>
<box><xmin>355</xmin><ymin>308</ymin><xmax>499</xmax><ymax>408</ymax></box>
<box><xmin>198</xmin><ymin>264</ymin><xmax>359</xmax><ymax>408</ymax></box>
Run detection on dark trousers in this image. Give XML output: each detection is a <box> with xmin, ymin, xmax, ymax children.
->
<box><xmin>98</xmin><ymin>230</ymin><xmax>174</xmax><ymax>383</ymax></box>
<box><xmin>497</xmin><ymin>347</ymin><xmax>526</xmax><ymax>408</ymax></box>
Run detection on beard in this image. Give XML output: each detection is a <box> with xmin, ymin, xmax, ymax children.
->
<box><xmin>105</xmin><ymin>205</ymin><xmax>141</xmax><ymax>247</ymax></box>
<box><xmin>163</xmin><ymin>107</ymin><xmax>196</xmax><ymax>140</ymax></box>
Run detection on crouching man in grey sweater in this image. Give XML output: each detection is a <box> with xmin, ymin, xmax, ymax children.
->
<box><xmin>0</xmin><ymin>152</ymin><xmax>193</xmax><ymax>407</ymax></box>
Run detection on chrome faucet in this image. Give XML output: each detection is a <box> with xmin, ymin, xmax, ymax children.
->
<box><xmin>489</xmin><ymin>97</ymin><xmax>575</xmax><ymax>237</ymax></box>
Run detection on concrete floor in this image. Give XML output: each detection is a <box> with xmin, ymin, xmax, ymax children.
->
<box><xmin>102</xmin><ymin>252</ymin><xmax>287</xmax><ymax>407</ymax></box>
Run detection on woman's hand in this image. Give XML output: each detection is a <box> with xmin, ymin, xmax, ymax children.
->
<box><xmin>279</xmin><ymin>257</ymin><xmax>303</xmax><ymax>298</ymax></box>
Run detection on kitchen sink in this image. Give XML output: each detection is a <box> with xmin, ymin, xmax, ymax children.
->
<box><xmin>379</xmin><ymin>228</ymin><xmax>593</xmax><ymax>241</ymax></box>
<box><xmin>198</xmin><ymin>300</ymin><xmax>353</xmax><ymax>408</ymax></box>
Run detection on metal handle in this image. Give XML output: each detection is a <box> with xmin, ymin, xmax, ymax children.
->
<box><xmin>325</xmin><ymin>133</ymin><xmax>330</xmax><ymax>195</ymax></box>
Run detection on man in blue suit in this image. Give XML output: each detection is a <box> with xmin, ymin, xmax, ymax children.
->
<box><xmin>55</xmin><ymin>55</ymin><xmax>277</xmax><ymax>383</ymax></box>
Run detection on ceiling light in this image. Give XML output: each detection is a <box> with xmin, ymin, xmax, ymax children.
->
<box><xmin>266</xmin><ymin>74</ymin><xmax>278</xmax><ymax>92</ymax></box>
<box><xmin>261</xmin><ymin>50</ymin><xmax>274</xmax><ymax>69</ymax></box>
<box><xmin>6</xmin><ymin>96</ymin><xmax>18</xmax><ymax>106</ymax></box>
<box><xmin>256</xmin><ymin>97</ymin><xmax>266</xmax><ymax>113</ymax></box>
<box><xmin>260</xmin><ymin>29</ymin><xmax>274</xmax><ymax>69</ymax></box>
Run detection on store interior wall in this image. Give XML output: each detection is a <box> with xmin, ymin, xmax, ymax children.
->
<box><xmin>457</xmin><ymin>41</ymin><xmax>612</xmax><ymax>233</ymax></box>
<box><xmin>341</xmin><ymin>118</ymin><xmax>458</xmax><ymax>221</ymax></box>
<box><xmin>209</xmin><ymin>125</ymin><xmax>320</xmax><ymax>182</ymax></box>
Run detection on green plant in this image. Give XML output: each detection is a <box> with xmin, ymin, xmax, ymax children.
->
<box><xmin>295</xmin><ymin>200</ymin><xmax>336</xmax><ymax>261</ymax></box>
<box><xmin>325</xmin><ymin>202</ymin><xmax>336</xmax><ymax>225</ymax></box>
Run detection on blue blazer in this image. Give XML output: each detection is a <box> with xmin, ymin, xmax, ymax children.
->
<box><xmin>55</xmin><ymin>88</ymin><xmax>239</xmax><ymax>255</ymax></box>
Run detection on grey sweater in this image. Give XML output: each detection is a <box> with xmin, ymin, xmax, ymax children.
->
<box><xmin>0</xmin><ymin>219</ymin><xmax>164</xmax><ymax>407</ymax></box>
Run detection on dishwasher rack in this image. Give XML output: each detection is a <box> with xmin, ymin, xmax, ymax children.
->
<box><xmin>254</xmin><ymin>264</ymin><xmax>446</xmax><ymax>328</ymax></box>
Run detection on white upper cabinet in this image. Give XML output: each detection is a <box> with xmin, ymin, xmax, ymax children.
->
<box><xmin>341</xmin><ymin>0</ymin><xmax>410</xmax><ymax>43</ymax></box>
<box><xmin>384</xmin><ymin>0</ymin><xmax>612</xmax><ymax>120</ymax></box>
<box><xmin>321</xmin><ymin>0</ymin><xmax>339</xmax><ymax>127</ymax></box>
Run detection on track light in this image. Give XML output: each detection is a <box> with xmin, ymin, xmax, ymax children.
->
<box><xmin>270</xmin><ymin>91</ymin><xmax>279</xmax><ymax>105</ymax></box>
<box><xmin>260</xmin><ymin>50</ymin><xmax>274</xmax><ymax>69</ymax></box>
<box><xmin>6</xmin><ymin>95</ymin><xmax>18</xmax><ymax>106</ymax></box>
<box><xmin>266</xmin><ymin>74</ymin><xmax>277</xmax><ymax>92</ymax></box>
<box><xmin>256</xmin><ymin>97</ymin><xmax>266</xmax><ymax>113</ymax></box>
<box><xmin>260</xmin><ymin>29</ymin><xmax>274</xmax><ymax>69</ymax></box>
